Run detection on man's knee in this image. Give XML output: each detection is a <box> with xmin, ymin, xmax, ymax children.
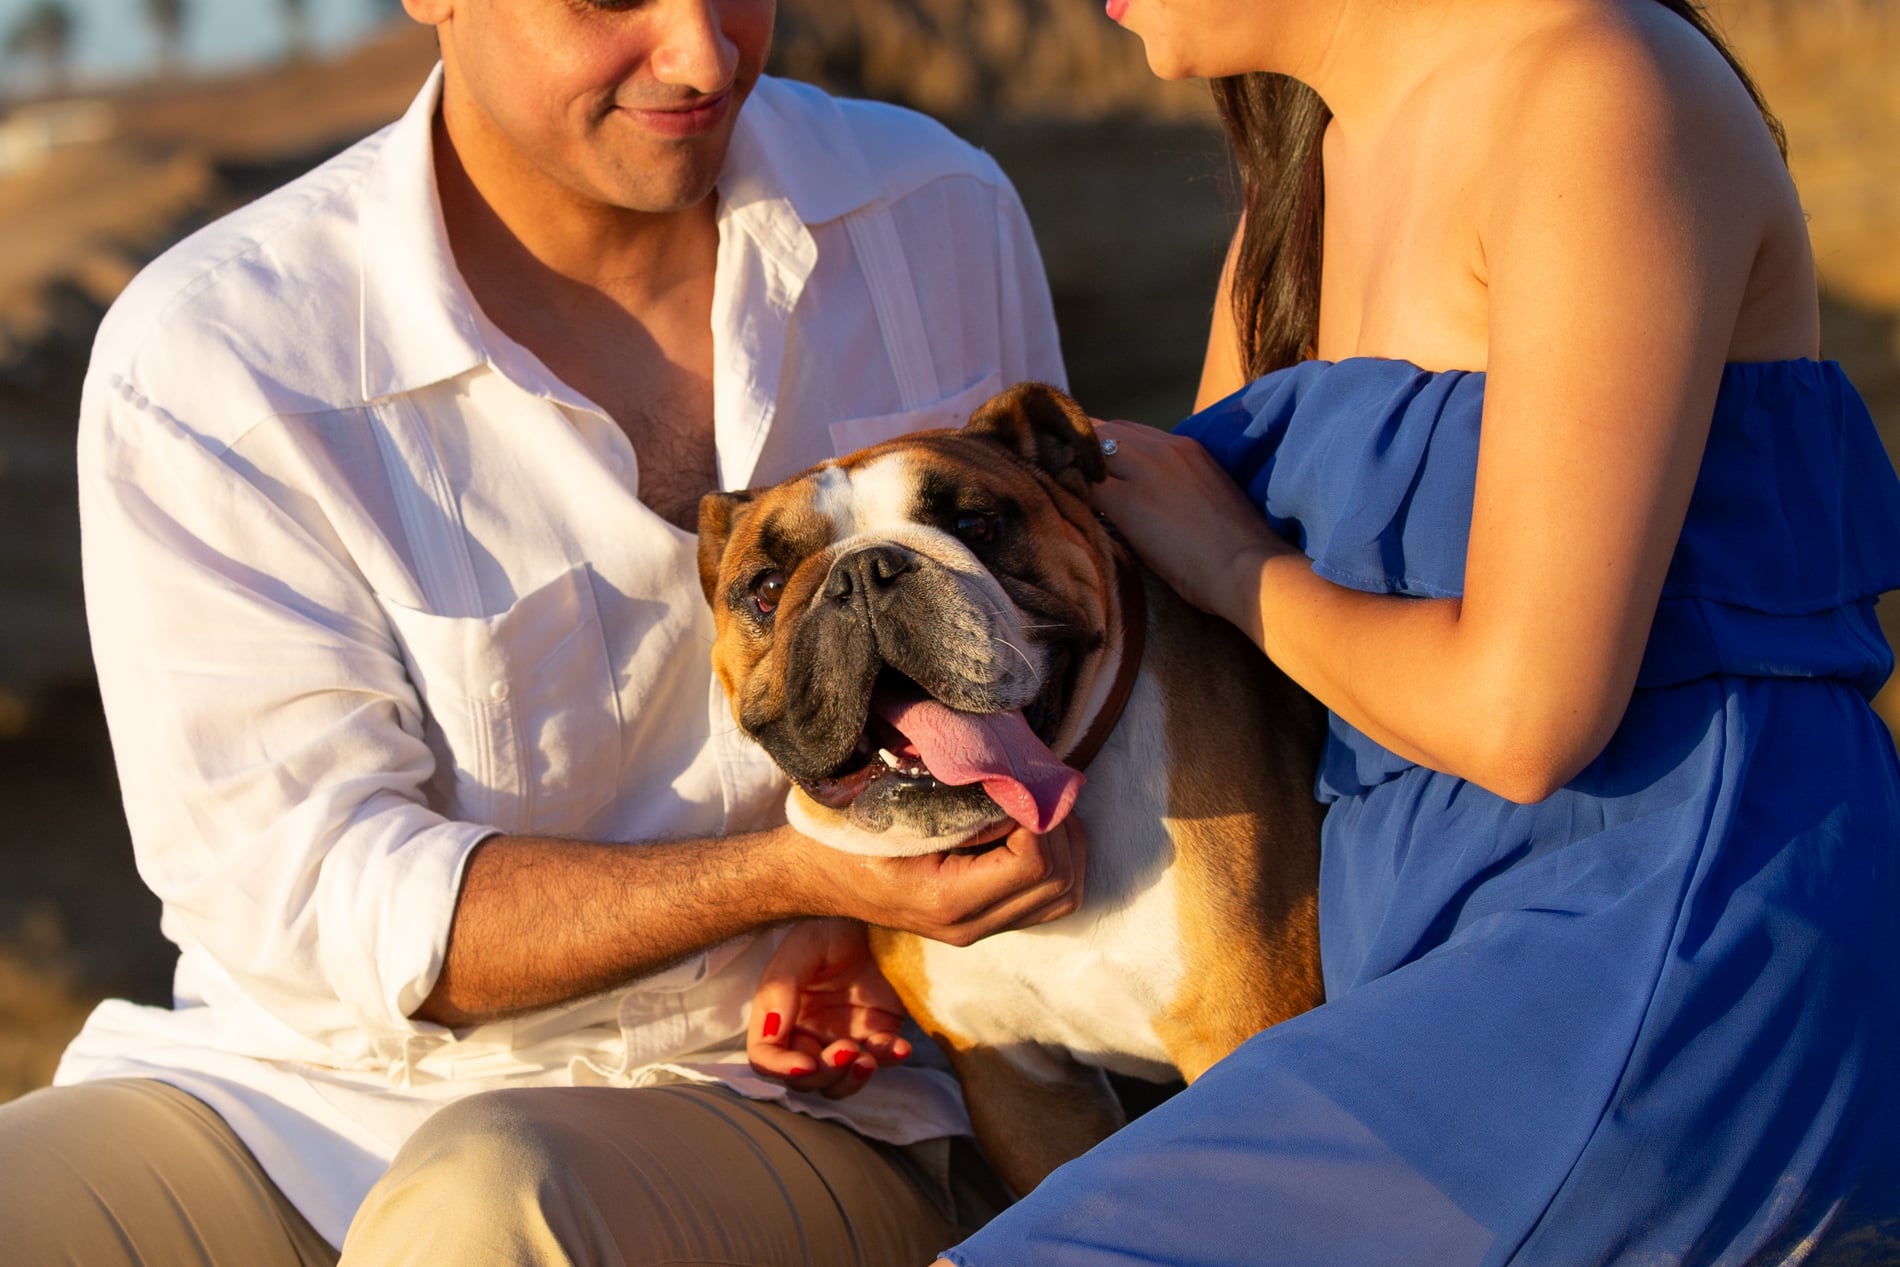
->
<box><xmin>346</xmin><ymin>1085</ymin><xmax>971</xmax><ymax>1267</ymax></box>
<box><xmin>0</xmin><ymin>1079</ymin><xmax>333</xmax><ymax>1267</ymax></box>
<box><xmin>344</xmin><ymin>1089</ymin><xmax>617</xmax><ymax>1264</ymax></box>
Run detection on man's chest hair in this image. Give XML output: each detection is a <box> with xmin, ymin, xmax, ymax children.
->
<box><xmin>614</xmin><ymin>391</ymin><xmax>717</xmax><ymax>530</ymax></box>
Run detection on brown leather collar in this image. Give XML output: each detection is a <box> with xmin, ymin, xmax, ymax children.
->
<box><xmin>1063</xmin><ymin>550</ymin><xmax>1147</xmax><ymax>772</ymax></box>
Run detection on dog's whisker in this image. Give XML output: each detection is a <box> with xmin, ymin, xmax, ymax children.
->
<box><xmin>992</xmin><ymin>635</ymin><xmax>1043</xmax><ymax>685</ymax></box>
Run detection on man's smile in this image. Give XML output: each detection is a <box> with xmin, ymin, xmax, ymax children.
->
<box><xmin>616</xmin><ymin>88</ymin><xmax>733</xmax><ymax>139</ymax></box>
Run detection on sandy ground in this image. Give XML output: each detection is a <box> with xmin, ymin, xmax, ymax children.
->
<box><xmin>2</xmin><ymin>5</ymin><xmax>1898</xmax><ymax>1103</ymax></box>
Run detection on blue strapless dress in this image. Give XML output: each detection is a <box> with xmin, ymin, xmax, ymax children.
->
<box><xmin>947</xmin><ymin>359</ymin><xmax>1900</xmax><ymax>1266</ymax></box>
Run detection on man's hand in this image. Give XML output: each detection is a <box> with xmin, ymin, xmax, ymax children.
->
<box><xmin>814</xmin><ymin>818</ymin><xmax>1088</xmax><ymax>948</ymax></box>
<box><xmin>748</xmin><ymin>919</ymin><xmax>911</xmax><ymax>1099</ymax></box>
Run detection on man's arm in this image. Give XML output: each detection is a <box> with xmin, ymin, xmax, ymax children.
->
<box><xmin>417</xmin><ymin>820</ymin><xmax>1084</xmax><ymax>1026</ymax></box>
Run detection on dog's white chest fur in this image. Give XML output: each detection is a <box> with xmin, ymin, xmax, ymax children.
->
<box><xmin>911</xmin><ymin>877</ymin><xmax>1185</xmax><ymax>1080</ymax></box>
<box><xmin>909</xmin><ymin>673</ymin><xmax>1187</xmax><ymax>1082</ymax></box>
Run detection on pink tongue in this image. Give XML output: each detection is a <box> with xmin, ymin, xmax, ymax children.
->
<box><xmin>873</xmin><ymin>692</ymin><xmax>1085</xmax><ymax>834</ymax></box>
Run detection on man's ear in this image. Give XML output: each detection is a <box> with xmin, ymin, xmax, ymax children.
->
<box><xmin>697</xmin><ymin>490</ymin><xmax>756</xmax><ymax>607</ymax></box>
<box><xmin>963</xmin><ymin>381</ymin><xmax>1105</xmax><ymax>498</ymax></box>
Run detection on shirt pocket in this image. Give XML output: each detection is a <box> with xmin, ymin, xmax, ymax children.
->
<box><xmin>825</xmin><ymin>369</ymin><xmax>1005</xmax><ymax>457</ymax></box>
<box><xmin>377</xmin><ymin>561</ymin><xmax>623</xmax><ymax>837</ymax></box>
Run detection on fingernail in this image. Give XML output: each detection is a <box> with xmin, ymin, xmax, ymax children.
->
<box><xmin>831</xmin><ymin>1049</ymin><xmax>854</xmax><ymax>1068</ymax></box>
<box><xmin>762</xmin><ymin>1012</ymin><xmax>782</xmax><ymax>1038</ymax></box>
<box><xmin>789</xmin><ymin>1060</ymin><xmax>815</xmax><ymax>1076</ymax></box>
<box><xmin>851</xmin><ymin>1061</ymin><xmax>873</xmax><ymax>1080</ymax></box>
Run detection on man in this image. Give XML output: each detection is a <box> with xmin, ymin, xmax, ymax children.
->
<box><xmin>0</xmin><ymin>1</ymin><xmax>1078</xmax><ymax>1262</ymax></box>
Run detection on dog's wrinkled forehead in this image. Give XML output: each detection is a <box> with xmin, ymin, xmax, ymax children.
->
<box><xmin>700</xmin><ymin>382</ymin><xmax>1102</xmax><ymax>608</ymax></box>
<box><xmin>806</xmin><ymin>452</ymin><xmax>922</xmax><ymax>543</ymax></box>
<box><xmin>718</xmin><ymin>452</ymin><xmax>926</xmax><ymax>575</ymax></box>
<box><xmin>734</xmin><ymin>436</ymin><xmax>1041</xmax><ymax>561</ymax></box>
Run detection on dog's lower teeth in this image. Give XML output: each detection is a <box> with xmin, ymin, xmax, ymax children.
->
<box><xmin>878</xmin><ymin>748</ymin><xmax>901</xmax><ymax>770</ymax></box>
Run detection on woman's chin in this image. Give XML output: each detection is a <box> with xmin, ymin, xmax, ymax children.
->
<box><xmin>1143</xmin><ymin>55</ymin><xmax>1200</xmax><ymax>82</ymax></box>
<box><xmin>1115</xmin><ymin>24</ymin><xmax>1212</xmax><ymax>83</ymax></box>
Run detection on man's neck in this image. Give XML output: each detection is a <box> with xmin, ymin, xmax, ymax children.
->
<box><xmin>431</xmin><ymin>103</ymin><xmax>720</xmax><ymax>323</ymax></box>
<box><xmin>426</xmin><ymin>97</ymin><xmax>724</xmax><ymax>531</ymax></box>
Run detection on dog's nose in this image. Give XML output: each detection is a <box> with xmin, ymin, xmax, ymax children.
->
<box><xmin>824</xmin><ymin>544</ymin><xmax>917</xmax><ymax>603</ymax></box>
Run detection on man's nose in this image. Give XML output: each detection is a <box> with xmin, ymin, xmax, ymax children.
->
<box><xmin>650</xmin><ymin>0</ymin><xmax>739</xmax><ymax>96</ymax></box>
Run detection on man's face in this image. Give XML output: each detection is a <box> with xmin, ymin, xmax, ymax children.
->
<box><xmin>414</xmin><ymin>0</ymin><xmax>777</xmax><ymax>215</ymax></box>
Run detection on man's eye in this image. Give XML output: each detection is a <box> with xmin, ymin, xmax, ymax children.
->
<box><xmin>953</xmin><ymin>512</ymin><xmax>998</xmax><ymax>546</ymax></box>
<box><xmin>749</xmin><ymin>571</ymin><xmax>786</xmax><ymax>617</ymax></box>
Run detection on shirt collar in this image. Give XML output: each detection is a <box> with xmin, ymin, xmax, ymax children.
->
<box><xmin>357</xmin><ymin>64</ymin><xmax>489</xmax><ymax>403</ymax></box>
<box><xmin>355</xmin><ymin>70</ymin><xmax>873</xmax><ymax>406</ymax></box>
<box><xmin>717</xmin><ymin>76</ymin><xmax>881</xmax><ymax>228</ymax></box>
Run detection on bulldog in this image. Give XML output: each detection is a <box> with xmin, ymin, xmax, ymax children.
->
<box><xmin>698</xmin><ymin>382</ymin><xmax>1326</xmax><ymax>1194</ymax></box>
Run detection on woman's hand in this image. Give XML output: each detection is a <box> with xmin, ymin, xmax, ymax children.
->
<box><xmin>1090</xmin><ymin>418</ymin><xmax>1298</xmax><ymax>643</ymax></box>
<box><xmin>748</xmin><ymin>918</ymin><xmax>912</xmax><ymax>1099</ymax></box>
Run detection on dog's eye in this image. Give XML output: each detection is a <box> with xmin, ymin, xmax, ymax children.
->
<box><xmin>953</xmin><ymin>511</ymin><xmax>998</xmax><ymax>546</ymax></box>
<box><xmin>749</xmin><ymin>570</ymin><xmax>786</xmax><ymax>617</ymax></box>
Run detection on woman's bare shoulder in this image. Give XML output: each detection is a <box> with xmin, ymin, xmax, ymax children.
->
<box><xmin>1470</xmin><ymin>2</ymin><xmax>1814</xmax><ymax>359</ymax></box>
<box><xmin>1482</xmin><ymin>2</ymin><xmax>1785</xmax><ymax>181</ymax></box>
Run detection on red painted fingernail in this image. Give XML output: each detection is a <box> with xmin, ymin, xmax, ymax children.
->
<box><xmin>851</xmin><ymin>1062</ymin><xmax>873</xmax><ymax>1080</ymax></box>
<box><xmin>831</xmin><ymin>1049</ymin><xmax>854</xmax><ymax>1068</ymax></box>
<box><xmin>762</xmin><ymin>1012</ymin><xmax>781</xmax><ymax>1038</ymax></box>
<box><xmin>789</xmin><ymin>1062</ymin><xmax>815</xmax><ymax>1077</ymax></box>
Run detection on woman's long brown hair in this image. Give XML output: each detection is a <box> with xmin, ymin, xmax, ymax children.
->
<box><xmin>1210</xmin><ymin>2</ymin><xmax>1788</xmax><ymax>379</ymax></box>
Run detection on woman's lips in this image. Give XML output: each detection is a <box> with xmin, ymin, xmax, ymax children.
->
<box><xmin>621</xmin><ymin>89</ymin><xmax>732</xmax><ymax>140</ymax></box>
<box><xmin>1105</xmin><ymin>0</ymin><xmax>1130</xmax><ymax>23</ymax></box>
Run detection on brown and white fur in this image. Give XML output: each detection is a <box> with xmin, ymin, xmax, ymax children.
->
<box><xmin>698</xmin><ymin>383</ymin><xmax>1326</xmax><ymax>1195</ymax></box>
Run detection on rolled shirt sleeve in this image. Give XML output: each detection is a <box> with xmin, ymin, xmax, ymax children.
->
<box><xmin>80</xmin><ymin>372</ymin><xmax>493</xmax><ymax>1065</ymax></box>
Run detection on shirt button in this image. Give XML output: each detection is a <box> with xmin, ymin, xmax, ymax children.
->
<box><xmin>489</xmin><ymin>681</ymin><xmax>510</xmax><ymax>702</ymax></box>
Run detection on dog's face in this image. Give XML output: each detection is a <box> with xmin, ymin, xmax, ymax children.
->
<box><xmin>698</xmin><ymin>383</ymin><xmax>1120</xmax><ymax>856</ymax></box>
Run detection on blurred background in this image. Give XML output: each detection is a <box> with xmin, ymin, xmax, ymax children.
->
<box><xmin>1</xmin><ymin>0</ymin><xmax>1895</xmax><ymax>1102</ymax></box>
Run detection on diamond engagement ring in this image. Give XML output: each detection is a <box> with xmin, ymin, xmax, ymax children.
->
<box><xmin>1099</xmin><ymin>437</ymin><xmax>1120</xmax><ymax>457</ymax></box>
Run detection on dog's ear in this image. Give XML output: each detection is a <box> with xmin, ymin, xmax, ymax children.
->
<box><xmin>697</xmin><ymin>490</ymin><xmax>756</xmax><ymax>607</ymax></box>
<box><xmin>963</xmin><ymin>381</ymin><xmax>1105</xmax><ymax>498</ymax></box>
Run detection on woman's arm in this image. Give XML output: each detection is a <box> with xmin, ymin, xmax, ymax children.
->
<box><xmin>1100</xmin><ymin>30</ymin><xmax>1801</xmax><ymax>802</ymax></box>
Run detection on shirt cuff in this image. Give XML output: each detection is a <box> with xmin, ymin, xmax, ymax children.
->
<box><xmin>315</xmin><ymin>802</ymin><xmax>499</xmax><ymax>1045</ymax></box>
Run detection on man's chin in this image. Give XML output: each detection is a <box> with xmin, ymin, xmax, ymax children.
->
<box><xmin>588</xmin><ymin>157</ymin><xmax>725</xmax><ymax>217</ymax></box>
<box><xmin>590</xmin><ymin>104</ymin><xmax>743</xmax><ymax>214</ymax></box>
<box><xmin>785</xmin><ymin>793</ymin><xmax>1013</xmax><ymax>859</ymax></box>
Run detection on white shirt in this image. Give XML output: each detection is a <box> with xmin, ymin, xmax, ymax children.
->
<box><xmin>59</xmin><ymin>65</ymin><xmax>1065</xmax><ymax>1246</ymax></box>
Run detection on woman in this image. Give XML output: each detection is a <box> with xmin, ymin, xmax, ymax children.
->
<box><xmin>922</xmin><ymin>0</ymin><xmax>1900</xmax><ymax>1262</ymax></box>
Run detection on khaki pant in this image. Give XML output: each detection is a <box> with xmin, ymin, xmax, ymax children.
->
<box><xmin>0</xmin><ymin>1078</ymin><xmax>1004</xmax><ymax>1266</ymax></box>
